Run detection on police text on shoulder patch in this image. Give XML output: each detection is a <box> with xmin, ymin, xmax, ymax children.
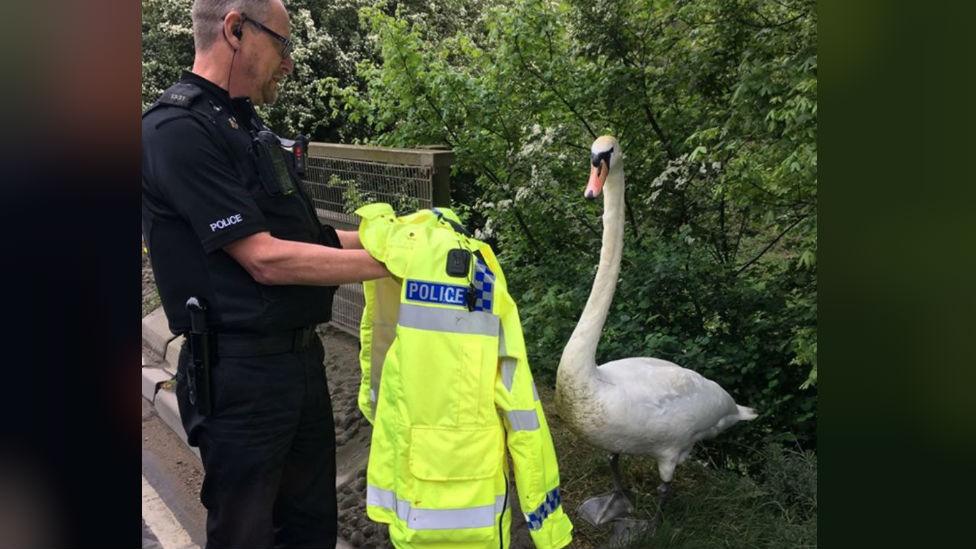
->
<box><xmin>209</xmin><ymin>213</ymin><xmax>243</xmax><ymax>232</ymax></box>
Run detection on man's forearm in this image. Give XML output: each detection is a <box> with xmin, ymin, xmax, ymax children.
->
<box><xmin>226</xmin><ymin>232</ymin><xmax>389</xmax><ymax>286</ymax></box>
<box><xmin>260</xmin><ymin>239</ymin><xmax>389</xmax><ymax>285</ymax></box>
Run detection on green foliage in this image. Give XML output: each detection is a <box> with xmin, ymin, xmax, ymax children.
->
<box><xmin>347</xmin><ymin>0</ymin><xmax>818</xmax><ymax>450</ymax></box>
<box><xmin>258</xmin><ymin>0</ymin><xmax>378</xmax><ymax>141</ymax></box>
<box><xmin>141</xmin><ymin>0</ymin><xmax>194</xmax><ymax>111</ymax></box>
<box><xmin>141</xmin><ymin>0</ymin><xmax>818</xmax><ymax>453</ymax></box>
<box><xmin>339</xmin><ymin>175</ymin><xmax>368</xmax><ymax>214</ymax></box>
<box><xmin>141</xmin><ymin>0</ymin><xmax>379</xmax><ymax>141</ymax></box>
<box><xmin>341</xmin><ymin>174</ymin><xmax>423</xmax><ymax>216</ymax></box>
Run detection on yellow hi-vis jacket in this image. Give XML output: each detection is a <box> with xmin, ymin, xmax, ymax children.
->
<box><xmin>355</xmin><ymin>203</ymin><xmax>573</xmax><ymax>549</ymax></box>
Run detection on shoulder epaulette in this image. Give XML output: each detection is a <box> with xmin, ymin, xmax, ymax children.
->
<box><xmin>158</xmin><ymin>82</ymin><xmax>203</xmax><ymax>108</ymax></box>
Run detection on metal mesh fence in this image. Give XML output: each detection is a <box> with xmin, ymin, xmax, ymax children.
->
<box><xmin>303</xmin><ymin>156</ymin><xmax>435</xmax><ymax>226</ymax></box>
<box><xmin>300</xmin><ymin>151</ymin><xmax>446</xmax><ymax>337</ymax></box>
<box><xmin>330</xmin><ymin>282</ymin><xmax>365</xmax><ymax>338</ymax></box>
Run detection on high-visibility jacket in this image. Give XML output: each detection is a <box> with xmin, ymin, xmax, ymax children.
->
<box><xmin>355</xmin><ymin>203</ymin><xmax>573</xmax><ymax>549</ymax></box>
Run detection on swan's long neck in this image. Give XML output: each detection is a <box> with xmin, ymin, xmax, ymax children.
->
<box><xmin>559</xmin><ymin>163</ymin><xmax>625</xmax><ymax>384</ymax></box>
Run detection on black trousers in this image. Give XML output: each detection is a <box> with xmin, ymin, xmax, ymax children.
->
<box><xmin>176</xmin><ymin>337</ymin><xmax>337</xmax><ymax>549</ymax></box>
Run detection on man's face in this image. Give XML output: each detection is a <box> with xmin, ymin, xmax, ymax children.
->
<box><xmin>245</xmin><ymin>0</ymin><xmax>293</xmax><ymax>106</ymax></box>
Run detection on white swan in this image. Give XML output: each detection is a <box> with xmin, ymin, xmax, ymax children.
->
<box><xmin>555</xmin><ymin>135</ymin><xmax>757</xmax><ymax>527</ymax></box>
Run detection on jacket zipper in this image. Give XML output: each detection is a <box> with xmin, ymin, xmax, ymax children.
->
<box><xmin>499</xmin><ymin>471</ymin><xmax>509</xmax><ymax>549</ymax></box>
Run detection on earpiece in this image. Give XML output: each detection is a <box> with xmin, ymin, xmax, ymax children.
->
<box><xmin>226</xmin><ymin>21</ymin><xmax>242</xmax><ymax>88</ymax></box>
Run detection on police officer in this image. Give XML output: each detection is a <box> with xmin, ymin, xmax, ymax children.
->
<box><xmin>142</xmin><ymin>1</ymin><xmax>388</xmax><ymax>547</ymax></box>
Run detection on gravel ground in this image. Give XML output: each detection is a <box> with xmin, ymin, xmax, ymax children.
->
<box><xmin>316</xmin><ymin>323</ymin><xmax>393</xmax><ymax>548</ymax></box>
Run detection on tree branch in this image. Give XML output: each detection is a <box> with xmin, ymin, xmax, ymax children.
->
<box><xmin>731</xmin><ymin>206</ymin><xmax>749</xmax><ymax>262</ymax></box>
<box><xmin>718</xmin><ymin>191</ymin><xmax>728</xmax><ymax>263</ymax></box>
<box><xmin>615</xmin><ymin>33</ymin><xmax>677</xmax><ymax>160</ymax></box>
<box><xmin>513</xmin><ymin>34</ymin><xmax>597</xmax><ymax>139</ymax></box>
<box><xmin>743</xmin><ymin>8</ymin><xmax>807</xmax><ymax>29</ymax></box>
<box><xmin>511</xmin><ymin>205</ymin><xmax>542</xmax><ymax>257</ymax></box>
<box><xmin>390</xmin><ymin>34</ymin><xmax>462</xmax><ymax>147</ymax></box>
<box><xmin>625</xmin><ymin>190</ymin><xmax>641</xmax><ymax>241</ymax></box>
<box><xmin>641</xmin><ymin>102</ymin><xmax>677</xmax><ymax>160</ymax></box>
<box><xmin>734</xmin><ymin>214</ymin><xmax>808</xmax><ymax>276</ymax></box>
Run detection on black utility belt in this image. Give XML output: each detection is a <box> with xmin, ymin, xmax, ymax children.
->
<box><xmin>198</xmin><ymin>326</ymin><xmax>319</xmax><ymax>358</ymax></box>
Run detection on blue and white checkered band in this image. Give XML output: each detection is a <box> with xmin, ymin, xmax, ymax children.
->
<box><xmin>472</xmin><ymin>256</ymin><xmax>495</xmax><ymax>312</ymax></box>
<box><xmin>525</xmin><ymin>487</ymin><xmax>562</xmax><ymax>531</ymax></box>
<box><xmin>405</xmin><ymin>280</ymin><xmax>469</xmax><ymax>307</ymax></box>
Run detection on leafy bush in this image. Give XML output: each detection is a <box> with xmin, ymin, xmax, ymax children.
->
<box><xmin>348</xmin><ymin>0</ymin><xmax>817</xmax><ymax>452</ymax></box>
<box><xmin>141</xmin><ymin>0</ymin><xmax>379</xmax><ymax>141</ymax></box>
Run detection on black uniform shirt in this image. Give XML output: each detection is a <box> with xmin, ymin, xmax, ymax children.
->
<box><xmin>143</xmin><ymin>71</ymin><xmax>337</xmax><ymax>335</ymax></box>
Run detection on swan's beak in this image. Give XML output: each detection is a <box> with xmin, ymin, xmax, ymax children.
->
<box><xmin>585</xmin><ymin>161</ymin><xmax>607</xmax><ymax>200</ymax></box>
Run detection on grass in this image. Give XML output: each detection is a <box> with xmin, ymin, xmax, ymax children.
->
<box><xmin>540</xmin><ymin>384</ymin><xmax>817</xmax><ymax>548</ymax></box>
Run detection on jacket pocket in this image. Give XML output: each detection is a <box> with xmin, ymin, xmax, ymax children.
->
<box><xmin>402</xmin><ymin>425</ymin><xmax>503</xmax><ymax>543</ymax></box>
<box><xmin>409</xmin><ymin>425</ymin><xmax>500</xmax><ymax>481</ymax></box>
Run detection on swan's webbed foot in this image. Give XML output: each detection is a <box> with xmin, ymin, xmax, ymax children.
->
<box><xmin>577</xmin><ymin>490</ymin><xmax>634</xmax><ymax>526</ymax></box>
<box><xmin>607</xmin><ymin>517</ymin><xmax>655</xmax><ymax>547</ymax></box>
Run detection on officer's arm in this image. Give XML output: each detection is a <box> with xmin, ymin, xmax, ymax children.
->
<box><xmin>225</xmin><ymin>231</ymin><xmax>389</xmax><ymax>285</ymax></box>
<box><xmin>335</xmin><ymin>229</ymin><xmax>363</xmax><ymax>249</ymax></box>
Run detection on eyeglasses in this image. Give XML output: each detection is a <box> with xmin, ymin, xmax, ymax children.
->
<box><xmin>241</xmin><ymin>13</ymin><xmax>293</xmax><ymax>58</ymax></box>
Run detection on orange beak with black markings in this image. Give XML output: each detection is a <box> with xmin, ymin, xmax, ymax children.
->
<box><xmin>585</xmin><ymin>159</ymin><xmax>608</xmax><ymax>200</ymax></box>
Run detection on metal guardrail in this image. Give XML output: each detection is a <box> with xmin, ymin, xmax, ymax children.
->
<box><xmin>300</xmin><ymin>142</ymin><xmax>454</xmax><ymax>337</ymax></box>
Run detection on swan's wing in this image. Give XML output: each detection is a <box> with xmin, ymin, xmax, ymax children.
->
<box><xmin>597</xmin><ymin>358</ymin><xmax>740</xmax><ymax>437</ymax></box>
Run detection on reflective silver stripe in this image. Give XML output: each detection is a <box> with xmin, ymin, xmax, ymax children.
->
<box><xmin>368</xmin><ymin>485</ymin><xmax>506</xmax><ymax>530</ymax></box>
<box><xmin>370</xmin><ymin>388</ymin><xmax>377</xmax><ymax>403</ymax></box>
<box><xmin>402</xmin><ymin>495</ymin><xmax>505</xmax><ymax>530</ymax></box>
<box><xmin>498</xmin><ymin>327</ymin><xmax>508</xmax><ymax>356</ymax></box>
<box><xmin>507</xmin><ymin>409</ymin><xmax>540</xmax><ymax>431</ymax></box>
<box><xmin>501</xmin><ymin>358</ymin><xmax>516</xmax><ymax>391</ymax></box>
<box><xmin>398</xmin><ymin>303</ymin><xmax>499</xmax><ymax>337</ymax></box>
<box><xmin>367</xmin><ymin>485</ymin><xmax>396</xmax><ymax>510</ymax></box>
<box><xmin>531</xmin><ymin>380</ymin><xmax>539</xmax><ymax>402</ymax></box>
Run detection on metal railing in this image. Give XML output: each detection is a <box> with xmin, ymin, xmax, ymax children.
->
<box><xmin>300</xmin><ymin>142</ymin><xmax>454</xmax><ymax>337</ymax></box>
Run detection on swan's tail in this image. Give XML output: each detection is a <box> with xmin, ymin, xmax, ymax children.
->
<box><xmin>737</xmin><ymin>405</ymin><xmax>758</xmax><ymax>421</ymax></box>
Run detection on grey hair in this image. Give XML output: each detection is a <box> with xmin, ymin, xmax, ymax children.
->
<box><xmin>191</xmin><ymin>0</ymin><xmax>274</xmax><ymax>52</ymax></box>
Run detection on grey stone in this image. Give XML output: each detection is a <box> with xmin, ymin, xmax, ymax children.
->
<box><xmin>164</xmin><ymin>335</ymin><xmax>185</xmax><ymax>375</ymax></box>
<box><xmin>142</xmin><ymin>367</ymin><xmax>173</xmax><ymax>403</ymax></box>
